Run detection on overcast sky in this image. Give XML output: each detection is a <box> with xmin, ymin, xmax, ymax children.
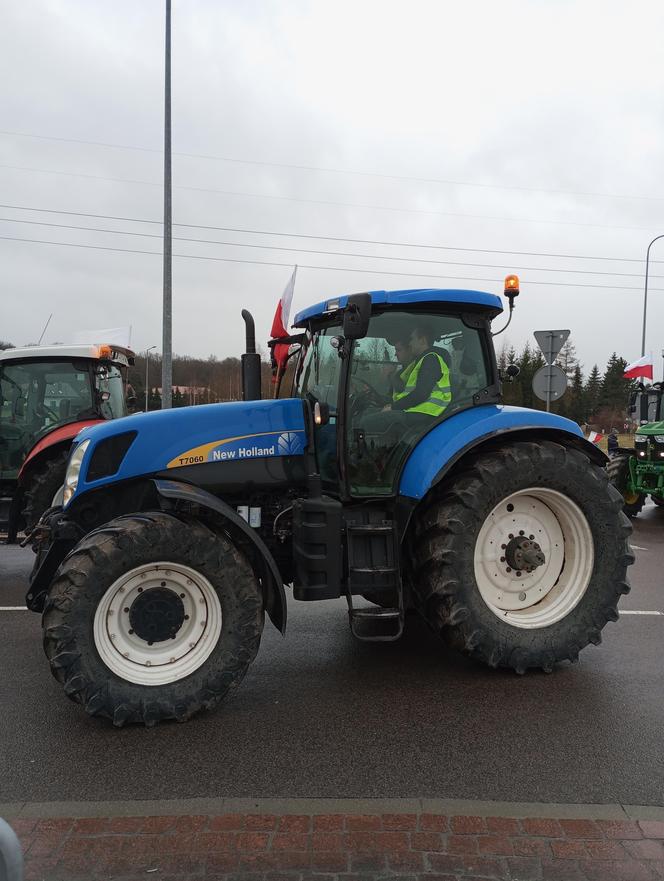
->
<box><xmin>2</xmin><ymin>0</ymin><xmax>664</xmax><ymax>373</ymax></box>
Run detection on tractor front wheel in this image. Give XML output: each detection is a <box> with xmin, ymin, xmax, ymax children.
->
<box><xmin>42</xmin><ymin>511</ymin><xmax>263</xmax><ymax>725</ymax></box>
<box><xmin>607</xmin><ymin>453</ymin><xmax>646</xmax><ymax>517</ymax></box>
<box><xmin>412</xmin><ymin>441</ymin><xmax>632</xmax><ymax>673</ymax></box>
<box><xmin>22</xmin><ymin>449</ymin><xmax>70</xmax><ymax>530</ymax></box>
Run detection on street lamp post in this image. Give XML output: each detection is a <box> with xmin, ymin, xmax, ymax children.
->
<box><xmin>145</xmin><ymin>346</ymin><xmax>156</xmax><ymax>411</ymax></box>
<box><xmin>161</xmin><ymin>0</ymin><xmax>173</xmax><ymax>409</ymax></box>
<box><xmin>641</xmin><ymin>234</ymin><xmax>664</xmax><ymax>357</ymax></box>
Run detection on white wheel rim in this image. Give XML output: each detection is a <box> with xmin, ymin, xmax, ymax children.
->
<box><xmin>473</xmin><ymin>488</ymin><xmax>594</xmax><ymax>629</ymax></box>
<box><xmin>93</xmin><ymin>562</ymin><xmax>222</xmax><ymax>685</ymax></box>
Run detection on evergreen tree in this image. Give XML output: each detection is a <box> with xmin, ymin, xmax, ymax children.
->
<box><xmin>599</xmin><ymin>354</ymin><xmax>630</xmax><ymax>412</ymax></box>
<box><xmin>584</xmin><ymin>365</ymin><xmax>602</xmax><ymax>419</ymax></box>
<box><xmin>566</xmin><ymin>364</ymin><xmax>586</xmax><ymax>424</ymax></box>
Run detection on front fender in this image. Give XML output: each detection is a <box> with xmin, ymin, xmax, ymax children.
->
<box><xmin>153</xmin><ymin>479</ymin><xmax>287</xmax><ymax>634</ymax></box>
<box><xmin>398</xmin><ymin>405</ymin><xmax>595</xmax><ymax>500</ymax></box>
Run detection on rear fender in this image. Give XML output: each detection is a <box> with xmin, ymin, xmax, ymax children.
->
<box><xmin>153</xmin><ymin>479</ymin><xmax>287</xmax><ymax>634</ymax></box>
<box><xmin>398</xmin><ymin>405</ymin><xmax>605</xmax><ymax>501</ymax></box>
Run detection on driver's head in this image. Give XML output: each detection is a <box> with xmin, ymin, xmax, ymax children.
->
<box><xmin>386</xmin><ymin>319</ymin><xmax>415</xmax><ymax>364</ymax></box>
<box><xmin>410</xmin><ymin>324</ymin><xmax>437</xmax><ymax>357</ymax></box>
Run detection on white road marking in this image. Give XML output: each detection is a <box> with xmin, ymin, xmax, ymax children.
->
<box><xmin>631</xmin><ymin>545</ymin><xmax>649</xmax><ymax>551</ymax></box>
<box><xmin>620</xmin><ymin>610</ymin><xmax>663</xmax><ymax>616</ymax></box>
<box><xmin>0</xmin><ymin>606</ymin><xmax>27</xmax><ymax>611</ymax></box>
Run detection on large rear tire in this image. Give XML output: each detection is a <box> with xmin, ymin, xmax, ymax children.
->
<box><xmin>411</xmin><ymin>441</ymin><xmax>633</xmax><ymax>673</ymax></box>
<box><xmin>607</xmin><ymin>452</ymin><xmax>646</xmax><ymax>517</ymax></box>
<box><xmin>22</xmin><ymin>449</ymin><xmax>70</xmax><ymax>530</ymax></box>
<box><xmin>42</xmin><ymin>511</ymin><xmax>263</xmax><ymax>726</ymax></box>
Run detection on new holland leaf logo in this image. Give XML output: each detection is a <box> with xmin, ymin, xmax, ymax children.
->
<box><xmin>278</xmin><ymin>432</ymin><xmax>303</xmax><ymax>455</ymax></box>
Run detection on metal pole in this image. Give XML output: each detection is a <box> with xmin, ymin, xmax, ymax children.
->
<box><xmin>641</xmin><ymin>234</ymin><xmax>664</xmax><ymax>357</ymax></box>
<box><xmin>545</xmin><ymin>333</ymin><xmax>553</xmax><ymax>412</ymax></box>
<box><xmin>144</xmin><ymin>345</ymin><xmax>156</xmax><ymax>411</ymax></box>
<box><xmin>161</xmin><ymin>0</ymin><xmax>173</xmax><ymax>409</ymax></box>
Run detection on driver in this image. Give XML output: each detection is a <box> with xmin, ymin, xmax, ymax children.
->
<box><xmin>385</xmin><ymin>323</ymin><xmax>452</xmax><ymax>418</ymax></box>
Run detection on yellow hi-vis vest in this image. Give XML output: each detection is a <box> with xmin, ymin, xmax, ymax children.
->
<box><xmin>393</xmin><ymin>351</ymin><xmax>452</xmax><ymax>416</ymax></box>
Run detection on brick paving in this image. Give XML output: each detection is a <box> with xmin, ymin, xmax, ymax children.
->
<box><xmin>8</xmin><ymin>810</ymin><xmax>664</xmax><ymax>881</ymax></box>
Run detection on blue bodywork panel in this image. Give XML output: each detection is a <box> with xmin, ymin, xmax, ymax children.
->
<box><xmin>68</xmin><ymin>399</ymin><xmax>307</xmax><ymax>504</ymax></box>
<box><xmin>294</xmin><ymin>288</ymin><xmax>503</xmax><ymax>325</ymax></box>
<box><xmin>398</xmin><ymin>405</ymin><xmax>584</xmax><ymax>500</ymax></box>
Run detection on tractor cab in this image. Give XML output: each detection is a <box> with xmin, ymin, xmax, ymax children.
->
<box><xmin>0</xmin><ymin>343</ymin><xmax>134</xmax><ymax>537</ymax></box>
<box><xmin>285</xmin><ymin>289</ymin><xmax>502</xmax><ymax>498</ymax></box>
<box><xmin>628</xmin><ymin>384</ymin><xmax>664</xmax><ymax>427</ymax></box>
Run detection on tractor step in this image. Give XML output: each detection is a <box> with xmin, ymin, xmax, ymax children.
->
<box><xmin>349</xmin><ymin>606</ymin><xmax>403</xmax><ymax>641</ymax></box>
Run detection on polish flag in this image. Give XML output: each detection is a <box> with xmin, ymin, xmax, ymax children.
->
<box><xmin>588</xmin><ymin>431</ymin><xmax>604</xmax><ymax>444</ymax></box>
<box><xmin>270</xmin><ymin>266</ymin><xmax>297</xmax><ymax>379</ymax></box>
<box><xmin>624</xmin><ymin>354</ymin><xmax>654</xmax><ymax>380</ymax></box>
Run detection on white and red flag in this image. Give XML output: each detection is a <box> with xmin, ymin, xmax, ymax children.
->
<box><xmin>587</xmin><ymin>431</ymin><xmax>604</xmax><ymax>444</ymax></box>
<box><xmin>270</xmin><ymin>266</ymin><xmax>297</xmax><ymax>379</ymax></box>
<box><xmin>624</xmin><ymin>354</ymin><xmax>654</xmax><ymax>380</ymax></box>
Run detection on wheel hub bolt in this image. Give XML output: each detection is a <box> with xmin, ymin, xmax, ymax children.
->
<box><xmin>519</xmin><ymin>592</ymin><xmax>526</xmax><ymax>601</ymax></box>
<box><xmin>516</xmin><ymin>571</ymin><xmax>522</xmax><ymax>577</ymax></box>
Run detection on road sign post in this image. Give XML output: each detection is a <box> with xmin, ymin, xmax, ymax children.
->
<box><xmin>533</xmin><ymin>329</ymin><xmax>570</xmax><ymax>412</ymax></box>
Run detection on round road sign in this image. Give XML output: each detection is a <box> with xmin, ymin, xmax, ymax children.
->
<box><xmin>532</xmin><ymin>364</ymin><xmax>568</xmax><ymax>402</ymax></box>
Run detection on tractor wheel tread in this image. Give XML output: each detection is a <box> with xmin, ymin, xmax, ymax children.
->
<box><xmin>21</xmin><ymin>449</ymin><xmax>71</xmax><ymax>530</ymax></box>
<box><xmin>411</xmin><ymin>440</ymin><xmax>633</xmax><ymax>673</ymax></box>
<box><xmin>42</xmin><ymin>511</ymin><xmax>263</xmax><ymax>726</ymax></box>
<box><xmin>607</xmin><ymin>453</ymin><xmax>646</xmax><ymax>517</ymax></box>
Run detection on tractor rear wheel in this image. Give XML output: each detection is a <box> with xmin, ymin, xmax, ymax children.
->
<box><xmin>22</xmin><ymin>449</ymin><xmax>70</xmax><ymax>530</ymax></box>
<box><xmin>607</xmin><ymin>452</ymin><xmax>646</xmax><ymax>517</ymax></box>
<box><xmin>42</xmin><ymin>511</ymin><xmax>263</xmax><ymax>726</ymax></box>
<box><xmin>412</xmin><ymin>441</ymin><xmax>632</xmax><ymax>673</ymax></box>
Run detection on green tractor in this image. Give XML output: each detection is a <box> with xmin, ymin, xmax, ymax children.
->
<box><xmin>608</xmin><ymin>384</ymin><xmax>664</xmax><ymax>516</ymax></box>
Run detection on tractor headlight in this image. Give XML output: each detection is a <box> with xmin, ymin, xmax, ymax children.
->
<box><xmin>654</xmin><ymin>436</ymin><xmax>664</xmax><ymax>444</ymax></box>
<box><xmin>63</xmin><ymin>440</ymin><xmax>90</xmax><ymax>506</ymax></box>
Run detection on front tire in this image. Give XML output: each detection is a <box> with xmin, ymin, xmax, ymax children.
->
<box><xmin>607</xmin><ymin>452</ymin><xmax>646</xmax><ymax>517</ymax></box>
<box><xmin>43</xmin><ymin>511</ymin><xmax>263</xmax><ymax>725</ymax></box>
<box><xmin>22</xmin><ymin>449</ymin><xmax>70</xmax><ymax>530</ymax></box>
<box><xmin>412</xmin><ymin>441</ymin><xmax>633</xmax><ymax>673</ymax></box>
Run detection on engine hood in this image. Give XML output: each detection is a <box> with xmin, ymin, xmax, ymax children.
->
<box><xmin>69</xmin><ymin>399</ymin><xmax>307</xmax><ymax>501</ymax></box>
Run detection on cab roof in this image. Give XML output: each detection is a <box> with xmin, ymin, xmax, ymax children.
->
<box><xmin>293</xmin><ymin>288</ymin><xmax>504</xmax><ymax>326</ymax></box>
<box><xmin>0</xmin><ymin>344</ymin><xmax>134</xmax><ymax>365</ymax></box>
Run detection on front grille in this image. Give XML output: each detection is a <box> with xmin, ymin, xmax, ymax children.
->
<box><xmin>87</xmin><ymin>431</ymin><xmax>137</xmax><ymax>482</ymax></box>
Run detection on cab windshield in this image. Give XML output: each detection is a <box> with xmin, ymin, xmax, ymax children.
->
<box><xmin>296</xmin><ymin>311</ymin><xmax>491</xmax><ymax>495</ymax></box>
<box><xmin>0</xmin><ymin>359</ymin><xmax>95</xmax><ymax>480</ymax></box>
<box><xmin>346</xmin><ymin>310</ymin><xmax>491</xmax><ymax>495</ymax></box>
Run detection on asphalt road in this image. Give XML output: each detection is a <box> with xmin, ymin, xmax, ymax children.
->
<box><xmin>1</xmin><ymin>506</ymin><xmax>663</xmax><ymax>807</ymax></box>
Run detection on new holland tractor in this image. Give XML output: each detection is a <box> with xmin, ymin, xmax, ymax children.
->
<box><xmin>608</xmin><ymin>383</ymin><xmax>664</xmax><ymax>516</ymax></box>
<box><xmin>0</xmin><ymin>343</ymin><xmax>135</xmax><ymax>541</ymax></box>
<box><xmin>27</xmin><ymin>281</ymin><xmax>632</xmax><ymax>726</ymax></box>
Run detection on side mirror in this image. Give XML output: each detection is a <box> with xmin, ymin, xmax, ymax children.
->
<box><xmin>342</xmin><ymin>293</ymin><xmax>371</xmax><ymax>340</ymax></box>
<box><xmin>504</xmin><ymin>364</ymin><xmax>520</xmax><ymax>382</ymax></box>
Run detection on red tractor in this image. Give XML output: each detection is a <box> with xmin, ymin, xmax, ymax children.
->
<box><xmin>0</xmin><ymin>343</ymin><xmax>135</xmax><ymax>541</ymax></box>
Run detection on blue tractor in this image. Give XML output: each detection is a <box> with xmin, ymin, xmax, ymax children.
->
<box><xmin>27</xmin><ymin>280</ymin><xmax>632</xmax><ymax>726</ymax></box>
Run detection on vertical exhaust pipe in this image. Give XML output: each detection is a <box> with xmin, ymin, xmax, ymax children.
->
<box><xmin>241</xmin><ymin>310</ymin><xmax>262</xmax><ymax>401</ymax></box>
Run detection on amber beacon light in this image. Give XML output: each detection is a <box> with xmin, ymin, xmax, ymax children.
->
<box><xmin>504</xmin><ymin>274</ymin><xmax>520</xmax><ymax>297</ymax></box>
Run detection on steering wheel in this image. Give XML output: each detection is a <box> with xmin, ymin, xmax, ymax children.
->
<box><xmin>36</xmin><ymin>401</ymin><xmax>60</xmax><ymax>422</ymax></box>
<box><xmin>349</xmin><ymin>378</ymin><xmax>386</xmax><ymax>417</ymax></box>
